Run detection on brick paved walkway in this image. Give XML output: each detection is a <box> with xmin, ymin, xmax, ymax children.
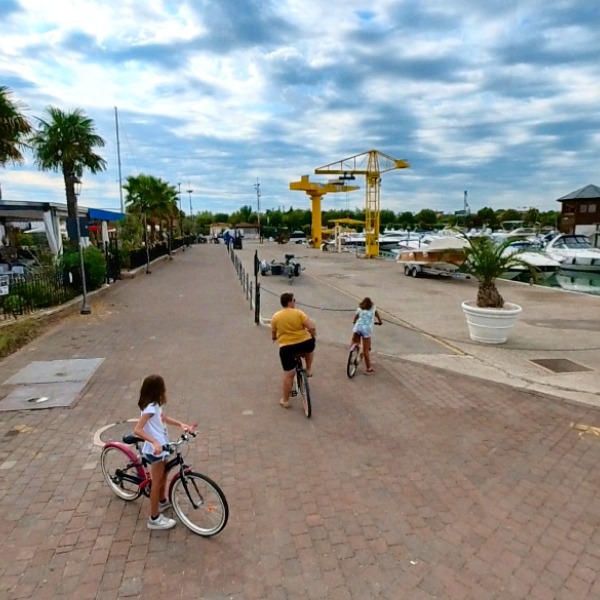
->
<box><xmin>1</xmin><ymin>245</ymin><xmax>600</xmax><ymax>599</ymax></box>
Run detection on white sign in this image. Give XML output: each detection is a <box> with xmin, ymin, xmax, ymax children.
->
<box><xmin>0</xmin><ymin>275</ymin><xmax>9</xmax><ymax>296</ymax></box>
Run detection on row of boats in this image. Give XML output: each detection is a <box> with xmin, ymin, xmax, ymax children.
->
<box><xmin>334</xmin><ymin>229</ymin><xmax>600</xmax><ymax>287</ymax></box>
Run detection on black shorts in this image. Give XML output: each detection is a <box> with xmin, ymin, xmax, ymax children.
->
<box><xmin>279</xmin><ymin>337</ymin><xmax>315</xmax><ymax>371</ymax></box>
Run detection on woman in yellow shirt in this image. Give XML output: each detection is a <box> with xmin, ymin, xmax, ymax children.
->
<box><xmin>271</xmin><ymin>292</ymin><xmax>316</xmax><ymax>408</ymax></box>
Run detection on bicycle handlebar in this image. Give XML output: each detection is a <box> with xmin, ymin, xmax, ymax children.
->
<box><xmin>162</xmin><ymin>430</ymin><xmax>198</xmax><ymax>453</ymax></box>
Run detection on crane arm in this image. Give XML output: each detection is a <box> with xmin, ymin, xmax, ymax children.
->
<box><xmin>315</xmin><ymin>149</ymin><xmax>409</xmax><ymax>176</ymax></box>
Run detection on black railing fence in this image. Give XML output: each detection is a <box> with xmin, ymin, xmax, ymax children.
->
<box><xmin>228</xmin><ymin>244</ymin><xmax>260</xmax><ymax>324</ymax></box>
<box><xmin>0</xmin><ymin>269</ymin><xmax>78</xmax><ymax>319</ymax></box>
<box><xmin>0</xmin><ymin>236</ymin><xmax>197</xmax><ymax>319</ymax></box>
<box><xmin>127</xmin><ymin>237</ymin><xmax>193</xmax><ymax>271</ymax></box>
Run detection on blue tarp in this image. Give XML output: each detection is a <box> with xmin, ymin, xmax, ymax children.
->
<box><xmin>88</xmin><ymin>208</ymin><xmax>125</xmax><ymax>221</ymax></box>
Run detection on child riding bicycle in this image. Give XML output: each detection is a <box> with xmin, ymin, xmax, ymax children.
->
<box><xmin>133</xmin><ymin>374</ymin><xmax>193</xmax><ymax>530</ymax></box>
<box><xmin>350</xmin><ymin>297</ymin><xmax>382</xmax><ymax>374</ymax></box>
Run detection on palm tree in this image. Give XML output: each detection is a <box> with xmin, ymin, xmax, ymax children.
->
<box><xmin>455</xmin><ymin>236</ymin><xmax>537</xmax><ymax>308</ymax></box>
<box><xmin>124</xmin><ymin>174</ymin><xmax>153</xmax><ymax>273</ymax></box>
<box><xmin>0</xmin><ymin>86</ymin><xmax>32</xmax><ymax>167</ymax></box>
<box><xmin>29</xmin><ymin>107</ymin><xmax>107</xmax><ymax>219</ymax></box>
<box><xmin>124</xmin><ymin>174</ymin><xmax>178</xmax><ymax>271</ymax></box>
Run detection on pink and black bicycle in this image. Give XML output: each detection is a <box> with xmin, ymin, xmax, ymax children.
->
<box><xmin>100</xmin><ymin>430</ymin><xmax>228</xmax><ymax>536</ymax></box>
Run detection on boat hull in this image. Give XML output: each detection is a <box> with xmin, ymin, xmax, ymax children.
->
<box><xmin>551</xmin><ymin>257</ymin><xmax>600</xmax><ymax>272</ymax></box>
<box><xmin>398</xmin><ymin>248</ymin><xmax>465</xmax><ymax>269</ymax></box>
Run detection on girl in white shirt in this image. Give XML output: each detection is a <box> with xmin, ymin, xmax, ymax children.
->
<box><xmin>351</xmin><ymin>297</ymin><xmax>382</xmax><ymax>374</ymax></box>
<box><xmin>133</xmin><ymin>374</ymin><xmax>192</xmax><ymax>530</ymax></box>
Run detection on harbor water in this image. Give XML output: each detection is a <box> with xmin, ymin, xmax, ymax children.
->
<box><xmin>504</xmin><ymin>268</ymin><xmax>600</xmax><ymax>296</ymax></box>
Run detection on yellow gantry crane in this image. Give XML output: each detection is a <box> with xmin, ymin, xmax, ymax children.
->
<box><xmin>315</xmin><ymin>150</ymin><xmax>410</xmax><ymax>258</ymax></box>
<box><xmin>289</xmin><ymin>175</ymin><xmax>359</xmax><ymax>248</ymax></box>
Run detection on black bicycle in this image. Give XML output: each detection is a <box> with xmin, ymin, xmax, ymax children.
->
<box><xmin>291</xmin><ymin>355</ymin><xmax>311</xmax><ymax>418</ymax></box>
<box><xmin>347</xmin><ymin>322</ymin><xmax>382</xmax><ymax>379</ymax></box>
<box><xmin>100</xmin><ymin>430</ymin><xmax>228</xmax><ymax>536</ymax></box>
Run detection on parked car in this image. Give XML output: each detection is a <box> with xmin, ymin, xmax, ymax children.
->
<box><xmin>290</xmin><ymin>231</ymin><xmax>307</xmax><ymax>244</ymax></box>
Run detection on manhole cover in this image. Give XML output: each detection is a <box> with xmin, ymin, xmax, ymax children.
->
<box><xmin>530</xmin><ymin>358</ymin><xmax>592</xmax><ymax>373</ymax></box>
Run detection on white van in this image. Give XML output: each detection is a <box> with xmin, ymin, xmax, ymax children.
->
<box><xmin>289</xmin><ymin>231</ymin><xmax>307</xmax><ymax>244</ymax></box>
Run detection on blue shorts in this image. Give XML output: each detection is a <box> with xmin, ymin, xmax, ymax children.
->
<box><xmin>352</xmin><ymin>325</ymin><xmax>372</xmax><ymax>338</ymax></box>
<box><xmin>143</xmin><ymin>452</ymin><xmax>169</xmax><ymax>464</ymax></box>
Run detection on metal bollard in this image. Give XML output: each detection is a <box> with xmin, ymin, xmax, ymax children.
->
<box><xmin>254</xmin><ymin>282</ymin><xmax>260</xmax><ymax>324</ymax></box>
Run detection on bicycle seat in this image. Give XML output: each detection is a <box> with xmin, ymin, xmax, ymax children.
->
<box><xmin>284</xmin><ymin>254</ymin><xmax>295</xmax><ymax>261</ymax></box>
<box><xmin>123</xmin><ymin>433</ymin><xmax>143</xmax><ymax>445</ymax></box>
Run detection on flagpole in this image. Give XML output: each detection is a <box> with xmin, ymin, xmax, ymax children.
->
<box><xmin>115</xmin><ymin>107</ymin><xmax>124</xmax><ymax>214</ymax></box>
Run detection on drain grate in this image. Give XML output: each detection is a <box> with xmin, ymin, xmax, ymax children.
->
<box><xmin>531</xmin><ymin>358</ymin><xmax>592</xmax><ymax>373</ymax></box>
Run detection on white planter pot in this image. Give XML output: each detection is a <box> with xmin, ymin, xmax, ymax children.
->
<box><xmin>461</xmin><ymin>300</ymin><xmax>522</xmax><ymax>344</ymax></box>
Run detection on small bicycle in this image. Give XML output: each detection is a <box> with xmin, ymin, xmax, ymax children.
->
<box><xmin>290</xmin><ymin>355</ymin><xmax>312</xmax><ymax>418</ymax></box>
<box><xmin>100</xmin><ymin>430</ymin><xmax>228</xmax><ymax>536</ymax></box>
<box><xmin>346</xmin><ymin>323</ymin><xmax>382</xmax><ymax>379</ymax></box>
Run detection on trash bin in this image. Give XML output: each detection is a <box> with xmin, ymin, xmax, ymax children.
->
<box><xmin>233</xmin><ymin>237</ymin><xmax>243</xmax><ymax>250</ymax></box>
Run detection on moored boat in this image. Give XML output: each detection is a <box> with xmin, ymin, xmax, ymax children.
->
<box><xmin>544</xmin><ymin>234</ymin><xmax>600</xmax><ymax>272</ymax></box>
<box><xmin>396</xmin><ymin>236</ymin><xmax>468</xmax><ymax>273</ymax></box>
<box><xmin>501</xmin><ymin>240</ymin><xmax>564</xmax><ymax>280</ymax></box>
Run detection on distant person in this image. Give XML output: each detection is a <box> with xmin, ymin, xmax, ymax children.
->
<box><xmin>350</xmin><ymin>297</ymin><xmax>382</xmax><ymax>374</ymax></box>
<box><xmin>133</xmin><ymin>375</ymin><xmax>193</xmax><ymax>530</ymax></box>
<box><xmin>271</xmin><ymin>292</ymin><xmax>316</xmax><ymax>409</ymax></box>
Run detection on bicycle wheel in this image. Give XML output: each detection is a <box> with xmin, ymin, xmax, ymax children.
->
<box><xmin>297</xmin><ymin>368</ymin><xmax>311</xmax><ymax>418</ymax></box>
<box><xmin>100</xmin><ymin>445</ymin><xmax>144</xmax><ymax>501</ymax></box>
<box><xmin>347</xmin><ymin>345</ymin><xmax>360</xmax><ymax>379</ymax></box>
<box><xmin>170</xmin><ymin>471</ymin><xmax>229</xmax><ymax>536</ymax></box>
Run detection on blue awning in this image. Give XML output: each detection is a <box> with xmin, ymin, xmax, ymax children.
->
<box><xmin>88</xmin><ymin>208</ymin><xmax>125</xmax><ymax>221</ymax></box>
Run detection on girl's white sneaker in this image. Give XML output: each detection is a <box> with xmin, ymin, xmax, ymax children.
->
<box><xmin>147</xmin><ymin>514</ymin><xmax>176</xmax><ymax>530</ymax></box>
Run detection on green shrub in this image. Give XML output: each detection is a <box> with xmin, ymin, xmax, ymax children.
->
<box><xmin>60</xmin><ymin>247</ymin><xmax>107</xmax><ymax>291</ymax></box>
<box><xmin>2</xmin><ymin>295</ymin><xmax>24</xmax><ymax>315</ymax></box>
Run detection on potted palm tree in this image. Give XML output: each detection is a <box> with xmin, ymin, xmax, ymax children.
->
<box><xmin>453</xmin><ymin>235</ymin><xmax>536</xmax><ymax>344</ymax></box>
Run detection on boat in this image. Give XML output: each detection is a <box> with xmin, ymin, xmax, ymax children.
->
<box><xmin>396</xmin><ymin>236</ymin><xmax>468</xmax><ymax>275</ymax></box>
<box><xmin>339</xmin><ymin>231</ymin><xmax>424</xmax><ymax>252</ymax></box>
<box><xmin>490</xmin><ymin>226</ymin><xmax>539</xmax><ymax>244</ymax></box>
<box><xmin>543</xmin><ymin>234</ymin><xmax>600</xmax><ymax>272</ymax></box>
<box><xmin>501</xmin><ymin>240</ymin><xmax>564</xmax><ymax>280</ymax></box>
<box><xmin>338</xmin><ymin>232</ymin><xmax>365</xmax><ymax>250</ymax></box>
<box><xmin>378</xmin><ymin>231</ymin><xmax>423</xmax><ymax>251</ymax></box>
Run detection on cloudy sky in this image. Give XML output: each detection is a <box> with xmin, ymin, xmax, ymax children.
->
<box><xmin>1</xmin><ymin>0</ymin><xmax>599</xmax><ymax>218</ymax></box>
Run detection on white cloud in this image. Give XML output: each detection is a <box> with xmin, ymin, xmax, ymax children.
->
<box><xmin>1</xmin><ymin>0</ymin><xmax>599</xmax><ymax>216</ymax></box>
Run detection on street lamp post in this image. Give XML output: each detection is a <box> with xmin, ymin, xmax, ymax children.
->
<box><xmin>187</xmin><ymin>188</ymin><xmax>193</xmax><ymax>243</ymax></box>
<box><xmin>254</xmin><ymin>179</ymin><xmax>261</xmax><ymax>242</ymax></box>
<box><xmin>178</xmin><ymin>182</ymin><xmax>184</xmax><ymax>252</ymax></box>
<box><xmin>70</xmin><ymin>175</ymin><xmax>91</xmax><ymax>315</ymax></box>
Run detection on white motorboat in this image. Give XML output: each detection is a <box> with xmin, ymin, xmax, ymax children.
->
<box><xmin>501</xmin><ymin>240</ymin><xmax>564</xmax><ymax>280</ymax></box>
<box><xmin>544</xmin><ymin>234</ymin><xmax>600</xmax><ymax>272</ymax></box>
<box><xmin>338</xmin><ymin>233</ymin><xmax>365</xmax><ymax>250</ymax></box>
<box><xmin>490</xmin><ymin>226</ymin><xmax>538</xmax><ymax>244</ymax></box>
<box><xmin>378</xmin><ymin>232</ymin><xmax>423</xmax><ymax>251</ymax></box>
